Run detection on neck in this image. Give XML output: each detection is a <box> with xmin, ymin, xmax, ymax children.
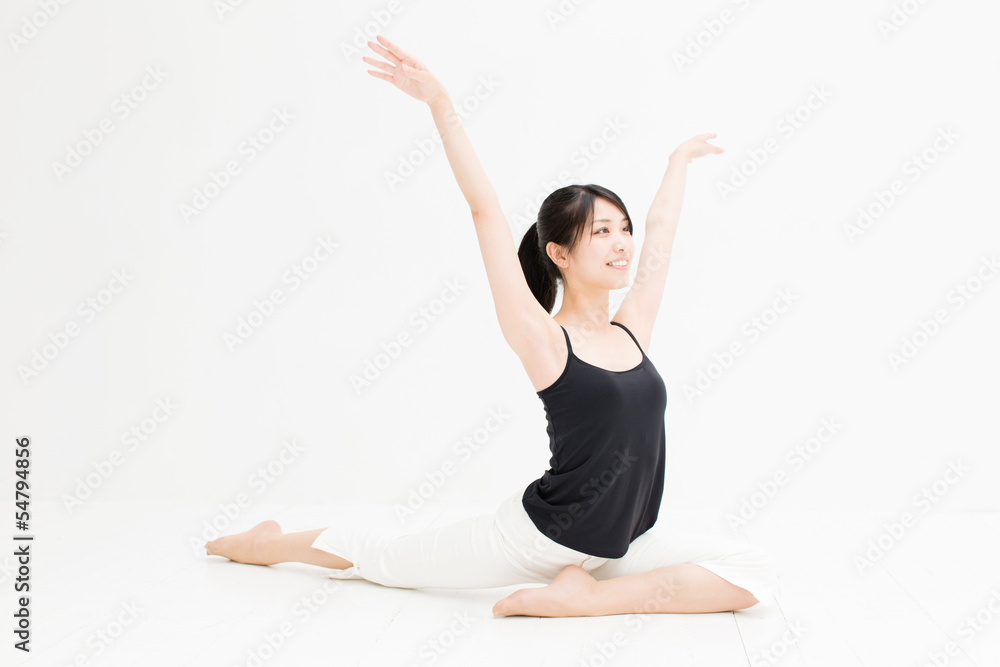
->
<box><xmin>554</xmin><ymin>283</ymin><xmax>612</xmax><ymax>330</ymax></box>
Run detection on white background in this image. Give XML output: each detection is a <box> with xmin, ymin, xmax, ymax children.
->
<box><xmin>3</xmin><ymin>0</ymin><xmax>997</xmax><ymax>525</ymax></box>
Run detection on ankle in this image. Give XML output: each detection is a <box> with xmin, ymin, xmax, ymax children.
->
<box><xmin>252</xmin><ymin>531</ymin><xmax>282</xmax><ymax>565</ymax></box>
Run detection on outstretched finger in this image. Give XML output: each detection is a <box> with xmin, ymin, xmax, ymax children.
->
<box><xmin>367</xmin><ymin>39</ymin><xmax>401</xmax><ymax>66</ymax></box>
<box><xmin>375</xmin><ymin>34</ymin><xmax>414</xmax><ymax>63</ymax></box>
<box><xmin>362</xmin><ymin>55</ymin><xmax>395</xmax><ymax>75</ymax></box>
<box><xmin>366</xmin><ymin>69</ymin><xmax>393</xmax><ymax>83</ymax></box>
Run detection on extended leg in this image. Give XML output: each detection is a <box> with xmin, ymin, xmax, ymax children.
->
<box><xmin>492</xmin><ymin>562</ymin><xmax>756</xmax><ymax>617</ymax></box>
<box><xmin>205</xmin><ymin>520</ymin><xmax>353</xmax><ymax>569</ymax></box>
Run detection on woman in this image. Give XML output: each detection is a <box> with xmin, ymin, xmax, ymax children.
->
<box><xmin>206</xmin><ymin>34</ymin><xmax>780</xmax><ymax>618</ymax></box>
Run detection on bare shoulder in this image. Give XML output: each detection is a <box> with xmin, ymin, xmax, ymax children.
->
<box><xmin>509</xmin><ymin>316</ymin><xmax>568</xmax><ymax>394</ymax></box>
<box><xmin>609</xmin><ymin>306</ymin><xmax>653</xmax><ymax>353</ymax></box>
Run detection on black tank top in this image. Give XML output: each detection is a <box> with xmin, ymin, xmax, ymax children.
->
<box><xmin>522</xmin><ymin>321</ymin><xmax>667</xmax><ymax>558</ymax></box>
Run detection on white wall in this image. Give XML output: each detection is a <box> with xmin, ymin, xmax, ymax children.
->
<box><xmin>3</xmin><ymin>0</ymin><xmax>997</xmax><ymax>526</ymax></box>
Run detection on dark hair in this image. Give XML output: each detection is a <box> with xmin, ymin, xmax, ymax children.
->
<box><xmin>516</xmin><ymin>184</ymin><xmax>632</xmax><ymax>313</ymax></box>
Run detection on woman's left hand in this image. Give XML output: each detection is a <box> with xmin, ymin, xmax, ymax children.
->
<box><xmin>670</xmin><ymin>133</ymin><xmax>725</xmax><ymax>163</ymax></box>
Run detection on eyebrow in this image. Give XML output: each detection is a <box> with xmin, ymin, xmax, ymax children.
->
<box><xmin>592</xmin><ymin>217</ymin><xmax>629</xmax><ymax>224</ymax></box>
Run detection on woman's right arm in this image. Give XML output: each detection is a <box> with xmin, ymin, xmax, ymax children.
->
<box><xmin>426</xmin><ymin>93</ymin><xmax>553</xmax><ymax>354</ymax></box>
<box><xmin>364</xmin><ymin>36</ymin><xmax>552</xmax><ymax>355</ymax></box>
<box><xmin>427</xmin><ymin>92</ymin><xmax>496</xmax><ymax>213</ymax></box>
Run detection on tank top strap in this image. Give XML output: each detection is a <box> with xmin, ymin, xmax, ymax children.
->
<box><xmin>558</xmin><ymin>325</ymin><xmax>573</xmax><ymax>354</ymax></box>
<box><xmin>610</xmin><ymin>321</ymin><xmax>644</xmax><ymax>355</ymax></box>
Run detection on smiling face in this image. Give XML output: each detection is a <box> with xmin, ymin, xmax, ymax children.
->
<box><xmin>553</xmin><ymin>197</ymin><xmax>634</xmax><ymax>292</ymax></box>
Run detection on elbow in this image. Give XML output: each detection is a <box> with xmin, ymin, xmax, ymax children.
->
<box><xmin>469</xmin><ymin>192</ymin><xmax>500</xmax><ymax>216</ymax></box>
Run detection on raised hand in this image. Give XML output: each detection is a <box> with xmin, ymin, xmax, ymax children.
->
<box><xmin>671</xmin><ymin>133</ymin><xmax>725</xmax><ymax>163</ymax></box>
<box><xmin>362</xmin><ymin>34</ymin><xmax>447</xmax><ymax>105</ymax></box>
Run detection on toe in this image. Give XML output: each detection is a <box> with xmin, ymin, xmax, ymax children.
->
<box><xmin>493</xmin><ymin>596</ymin><xmax>515</xmax><ymax>617</ymax></box>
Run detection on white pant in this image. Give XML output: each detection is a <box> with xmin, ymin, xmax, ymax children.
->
<box><xmin>311</xmin><ymin>489</ymin><xmax>781</xmax><ymax>602</ymax></box>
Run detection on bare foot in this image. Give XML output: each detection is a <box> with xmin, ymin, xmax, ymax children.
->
<box><xmin>492</xmin><ymin>564</ymin><xmax>598</xmax><ymax>618</ymax></box>
<box><xmin>205</xmin><ymin>520</ymin><xmax>283</xmax><ymax>565</ymax></box>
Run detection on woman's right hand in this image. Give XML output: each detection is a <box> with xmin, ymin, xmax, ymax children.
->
<box><xmin>363</xmin><ymin>34</ymin><xmax>447</xmax><ymax>105</ymax></box>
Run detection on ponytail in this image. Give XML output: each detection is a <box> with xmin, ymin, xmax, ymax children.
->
<box><xmin>517</xmin><ymin>222</ymin><xmax>558</xmax><ymax>313</ymax></box>
<box><xmin>516</xmin><ymin>184</ymin><xmax>630</xmax><ymax>315</ymax></box>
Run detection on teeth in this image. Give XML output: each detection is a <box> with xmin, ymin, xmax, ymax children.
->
<box><xmin>608</xmin><ymin>260</ymin><xmax>628</xmax><ymax>266</ymax></box>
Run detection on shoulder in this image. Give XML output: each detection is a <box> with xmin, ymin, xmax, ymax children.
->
<box><xmin>609</xmin><ymin>313</ymin><xmax>652</xmax><ymax>354</ymax></box>
<box><xmin>512</xmin><ymin>317</ymin><xmax>569</xmax><ymax>393</ymax></box>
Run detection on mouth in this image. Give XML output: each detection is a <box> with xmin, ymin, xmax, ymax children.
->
<box><xmin>606</xmin><ymin>260</ymin><xmax>629</xmax><ymax>270</ymax></box>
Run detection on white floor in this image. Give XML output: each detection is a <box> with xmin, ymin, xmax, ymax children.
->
<box><xmin>3</xmin><ymin>501</ymin><xmax>998</xmax><ymax>667</ymax></box>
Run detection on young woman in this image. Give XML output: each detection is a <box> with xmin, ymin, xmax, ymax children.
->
<box><xmin>205</xmin><ymin>34</ymin><xmax>780</xmax><ymax>618</ymax></box>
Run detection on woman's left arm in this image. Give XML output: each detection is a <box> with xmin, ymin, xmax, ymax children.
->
<box><xmin>611</xmin><ymin>134</ymin><xmax>724</xmax><ymax>350</ymax></box>
<box><xmin>648</xmin><ymin>132</ymin><xmax>724</xmax><ymax>234</ymax></box>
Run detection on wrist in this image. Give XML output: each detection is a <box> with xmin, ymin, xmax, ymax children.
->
<box><xmin>668</xmin><ymin>151</ymin><xmax>691</xmax><ymax>165</ymax></box>
<box><xmin>427</xmin><ymin>90</ymin><xmax>451</xmax><ymax>110</ymax></box>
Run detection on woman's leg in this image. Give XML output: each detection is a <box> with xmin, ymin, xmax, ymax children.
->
<box><xmin>205</xmin><ymin>520</ymin><xmax>353</xmax><ymax>569</ymax></box>
<box><xmin>205</xmin><ymin>498</ymin><xmax>542</xmax><ymax>590</ymax></box>
<box><xmin>492</xmin><ymin>530</ymin><xmax>779</xmax><ymax>617</ymax></box>
<box><xmin>307</xmin><ymin>504</ymin><xmax>548</xmax><ymax>589</ymax></box>
<box><xmin>491</xmin><ymin>562</ymin><xmax>756</xmax><ymax>617</ymax></box>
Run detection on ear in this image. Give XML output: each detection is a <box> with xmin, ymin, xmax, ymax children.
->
<box><xmin>546</xmin><ymin>241</ymin><xmax>569</xmax><ymax>268</ymax></box>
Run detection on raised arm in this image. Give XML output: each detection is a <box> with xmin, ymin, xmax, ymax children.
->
<box><xmin>363</xmin><ymin>36</ymin><xmax>551</xmax><ymax>354</ymax></box>
<box><xmin>612</xmin><ymin>134</ymin><xmax>724</xmax><ymax>350</ymax></box>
